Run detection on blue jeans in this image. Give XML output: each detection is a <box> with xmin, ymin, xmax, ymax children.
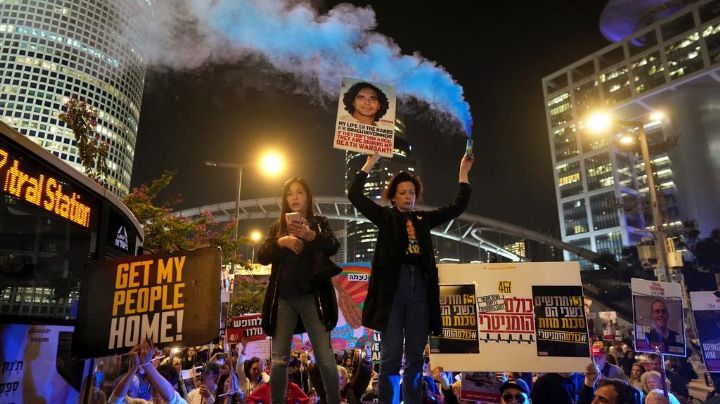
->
<box><xmin>270</xmin><ymin>294</ymin><xmax>339</xmax><ymax>404</ymax></box>
<box><xmin>378</xmin><ymin>265</ymin><xmax>429</xmax><ymax>404</ymax></box>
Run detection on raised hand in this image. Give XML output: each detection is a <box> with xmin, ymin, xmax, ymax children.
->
<box><xmin>459</xmin><ymin>153</ymin><xmax>473</xmax><ymax>183</ymax></box>
<box><xmin>361</xmin><ymin>152</ymin><xmax>381</xmax><ymax>173</ymax></box>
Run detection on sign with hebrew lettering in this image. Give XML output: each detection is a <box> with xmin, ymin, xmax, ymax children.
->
<box><xmin>72</xmin><ymin>247</ymin><xmax>222</xmax><ymax>358</ymax></box>
<box><xmin>690</xmin><ymin>291</ymin><xmax>720</xmax><ymax>372</ymax></box>
<box><xmin>0</xmin><ymin>324</ymin><xmax>81</xmax><ymax>403</ymax></box>
<box><xmin>430</xmin><ymin>284</ymin><xmax>479</xmax><ymax>354</ymax></box>
<box><xmin>227</xmin><ymin>313</ymin><xmax>266</xmax><ymax>343</ymax></box>
<box><xmin>533</xmin><ymin>286</ymin><xmax>588</xmax><ymax>357</ymax></box>
<box><xmin>430</xmin><ymin>262</ymin><xmax>589</xmax><ymax>373</ymax></box>
<box><xmin>292</xmin><ymin>263</ymin><xmax>374</xmax><ymax>352</ymax></box>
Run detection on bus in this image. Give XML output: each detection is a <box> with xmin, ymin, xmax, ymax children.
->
<box><xmin>0</xmin><ymin>121</ymin><xmax>143</xmax><ymax>403</ymax></box>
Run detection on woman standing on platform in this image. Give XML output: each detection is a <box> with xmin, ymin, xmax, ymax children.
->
<box><xmin>258</xmin><ymin>177</ymin><xmax>341</xmax><ymax>404</ymax></box>
<box><xmin>347</xmin><ymin>151</ymin><xmax>473</xmax><ymax>403</ymax></box>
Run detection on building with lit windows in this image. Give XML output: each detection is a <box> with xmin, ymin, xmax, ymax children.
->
<box><xmin>344</xmin><ymin>119</ymin><xmax>420</xmax><ymax>262</ymax></box>
<box><xmin>0</xmin><ymin>0</ymin><xmax>150</xmax><ymax>195</ymax></box>
<box><xmin>543</xmin><ymin>0</ymin><xmax>720</xmax><ymax>268</ymax></box>
<box><xmin>503</xmin><ymin>240</ymin><xmax>527</xmax><ymax>259</ymax></box>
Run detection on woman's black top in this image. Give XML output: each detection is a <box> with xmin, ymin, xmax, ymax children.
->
<box><xmin>277</xmin><ymin>246</ymin><xmax>314</xmax><ymax>298</ymax></box>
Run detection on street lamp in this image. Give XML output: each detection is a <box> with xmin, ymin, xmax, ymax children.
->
<box><xmin>249</xmin><ymin>230</ymin><xmax>262</xmax><ymax>265</ymax></box>
<box><xmin>585</xmin><ymin>110</ymin><xmax>671</xmax><ymax>281</ymax></box>
<box><xmin>205</xmin><ymin>150</ymin><xmax>285</xmax><ymax>252</ymax></box>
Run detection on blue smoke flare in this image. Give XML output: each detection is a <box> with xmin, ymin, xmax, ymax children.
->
<box><xmin>159</xmin><ymin>0</ymin><xmax>472</xmax><ymax>135</ymax></box>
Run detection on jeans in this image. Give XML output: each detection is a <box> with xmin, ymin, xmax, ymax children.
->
<box><xmin>378</xmin><ymin>265</ymin><xmax>429</xmax><ymax>404</ymax></box>
<box><xmin>270</xmin><ymin>294</ymin><xmax>340</xmax><ymax>404</ymax></box>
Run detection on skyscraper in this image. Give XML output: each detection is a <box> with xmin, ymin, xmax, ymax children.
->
<box><xmin>543</xmin><ymin>0</ymin><xmax>720</xmax><ymax>268</ymax></box>
<box><xmin>0</xmin><ymin>0</ymin><xmax>150</xmax><ymax>195</ymax></box>
<box><xmin>344</xmin><ymin>119</ymin><xmax>420</xmax><ymax>262</ymax></box>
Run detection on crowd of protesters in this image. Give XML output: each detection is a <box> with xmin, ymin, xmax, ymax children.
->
<box><xmin>90</xmin><ymin>146</ymin><xmax>720</xmax><ymax>404</ymax></box>
<box><xmin>92</xmin><ymin>334</ymin><xmax>712</xmax><ymax>404</ymax></box>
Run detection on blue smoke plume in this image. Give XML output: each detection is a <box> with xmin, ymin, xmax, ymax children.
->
<box><xmin>145</xmin><ymin>0</ymin><xmax>472</xmax><ymax>135</ymax></box>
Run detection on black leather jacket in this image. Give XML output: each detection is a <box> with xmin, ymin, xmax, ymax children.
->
<box><xmin>347</xmin><ymin>171</ymin><xmax>471</xmax><ymax>335</ymax></box>
<box><xmin>257</xmin><ymin>215</ymin><xmax>339</xmax><ymax>336</ymax></box>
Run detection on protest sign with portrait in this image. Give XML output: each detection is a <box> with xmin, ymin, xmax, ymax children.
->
<box><xmin>599</xmin><ymin>311</ymin><xmax>619</xmax><ymax>341</ymax></box>
<box><xmin>690</xmin><ymin>291</ymin><xmax>720</xmax><ymax>372</ymax></box>
<box><xmin>72</xmin><ymin>247</ymin><xmax>222</xmax><ymax>358</ymax></box>
<box><xmin>631</xmin><ymin>278</ymin><xmax>685</xmax><ymax>356</ymax></box>
<box><xmin>333</xmin><ymin>77</ymin><xmax>396</xmax><ymax>157</ymax></box>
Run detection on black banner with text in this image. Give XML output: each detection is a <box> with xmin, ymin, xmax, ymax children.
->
<box><xmin>532</xmin><ymin>285</ymin><xmax>589</xmax><ymax>357</ymax></box>
<box><xmin>72</xmin><ymin>247</ymin><xmax>221</xmax><ymax>358</ymax></box>
<box><xmin>431</xmin><ymin>284</ymin><xmax>479</xmax><ymax>354</ymax></box>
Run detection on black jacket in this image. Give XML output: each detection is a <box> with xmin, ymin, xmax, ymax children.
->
<box><xmin>257</xmin><ymin>215</ymin><xmax>340</xmax><ymax>336</ymax></box>
<box><xmin>347</xmin><ymin>170</ymin><xmax>471</xmax><ymax>335</ymax></box>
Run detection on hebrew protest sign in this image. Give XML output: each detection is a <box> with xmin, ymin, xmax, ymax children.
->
<box><xmin>430</xmin><ymin>262</ymin><xmax>590</xmax><ymax>373</ymax></box>
<box><xmin>533</xmin><ymin>286</ymin><xmax>588</xmax><ymax>357</ymax></box>
<box><xmin>227</xmin><ymin>313</ymin><xmax>265</xmax><ymax>343</ymax></box>
<box><xmin>690</xmin><ymin>291</ymin><xmax>720</xmax><ymax>371</ymax></box>
<box><xmin>430</xmin><ymin>284</ymin><xmax>479</xmax><ymax>354</ymax></box>
<box><xmin>1</xmin><ymin>324</ymin><xmax>81</xmax><ymax>403</ymax></box>
<box><xmin>72</xmin><ymin>247</ymin><xmax>222</xmax><ymax>358</ymax></box>
<box><xmin>292</xmin><ymin>263</ymin><xmax>374</xmax><ymax>352</ymax></box>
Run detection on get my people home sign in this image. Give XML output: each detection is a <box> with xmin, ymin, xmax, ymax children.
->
<box><xmin>72</xmin><ymin>247</ymin><xmax>221</xmax><ymax>358</ymax></box>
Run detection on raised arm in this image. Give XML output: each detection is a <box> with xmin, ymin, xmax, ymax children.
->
<box><xmin>108</xmin><ymin>347</ymin><xmax>141</xmax><ymax>403</ymax></box>
<box><xmin>347</xmin><ymin>153</ymin><xmax>385</xmax><ymax>224</ymax></box>
<box><xmin>138</xmin><ymin>340</ymin><xmax>178</xmax><ymax>403</ymax></box>
<box><xmin>426</xmin><ymin>154</ymin><xmax>474</xmax><ymax>228</ymax></box>
<box><xmin>234</xmin><ymin>339</ymin><xmax>249</xmax><ymax>389</ymax></box>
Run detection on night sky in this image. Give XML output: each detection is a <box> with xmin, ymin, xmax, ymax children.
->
<box><xmin>131</xmin><ymin>1</ymin><xmax>610</xmax><ymax>235</ymax></box>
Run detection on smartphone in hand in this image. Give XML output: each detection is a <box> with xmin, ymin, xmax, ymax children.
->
<box><xmin>285</xmin><ymin>212</ymin><xmax>303</xmax><ymax>225</ymax></box>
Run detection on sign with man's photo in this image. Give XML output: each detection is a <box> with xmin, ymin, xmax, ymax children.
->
<box><xmin>631</xmin><ymin>278</ymin><xmax>685</xmax><ymax>356</ymax></box>
<box><xmin>333</xmin><ymin>77</ymin><xmax>396</xmax><ymax>157</ymax></box>
<box><xmin>72</xmin><ymin>247</ymin><xmax>222</xmax><ymax>358</ymax></box>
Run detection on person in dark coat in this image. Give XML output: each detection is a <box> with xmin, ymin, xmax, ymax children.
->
<box><xmin>257</xmin><ymin>177</ymin><xmax>340</xmax><ymax>404</ymax></box>
<box><xmin>348</xmin><ymin>151</ymin><xmax>473</xmax><ymax>403</ymax></box>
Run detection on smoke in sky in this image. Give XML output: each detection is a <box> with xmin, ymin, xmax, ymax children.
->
<box><xmin>140</xmin><ymin>0</ymin><xmax>472</xmax><ymax>134</ymax></box>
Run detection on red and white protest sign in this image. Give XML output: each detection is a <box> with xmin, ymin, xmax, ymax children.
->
<box><xmin>227</xmin><ymin>313</ymin><xmax>266</xmax><ymax>343</ymax></box>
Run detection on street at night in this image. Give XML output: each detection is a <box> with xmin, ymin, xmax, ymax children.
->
<box><xmin>1</xmin><ymin>1</ymin><xmax>720</xmax><ymax>403</ymax></box>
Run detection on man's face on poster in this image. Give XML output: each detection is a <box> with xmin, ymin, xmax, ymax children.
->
<box><xmin>353</xmin><ymin>87</ymin><xmax>380</xmax><ymax>120</ymax></box>
<box><xmin>651</xmin><ymin>300</ymin><xmax>669</xmax><ymax>330</ymax></box>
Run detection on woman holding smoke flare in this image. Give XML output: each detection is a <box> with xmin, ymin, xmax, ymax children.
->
<box><xmin>347</xmin><ymin>151</ymin><xmax>473</xmax><ymax>403</ymax></box>
<box><xmin>257</xmin><ymin>177</ymin><xmax>340</xmax><ymax>404</ymax></box>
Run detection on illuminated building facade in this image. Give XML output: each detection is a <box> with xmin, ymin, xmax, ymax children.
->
<box><xmin>0</xmin><ymin>0</ymin><xmax>150</xmax><ymax>195</ymax></box>
<box><xmin>543</xmin><ymin>0</ymin><xmax>720</xmax><ymax>267</ymax></box>
<box><xmin>344</xmin><ymin>119</ymin><xmax>420</xmax><ymax>262</ymax></box>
